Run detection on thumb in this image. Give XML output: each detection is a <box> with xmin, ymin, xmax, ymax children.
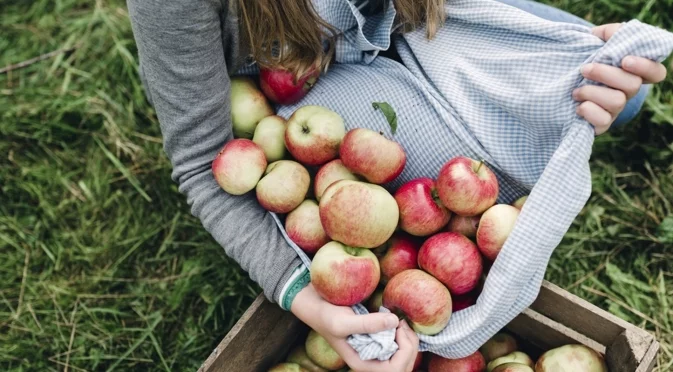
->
<box><xmin>592</xmin><ymin>23</ymin><xmax>623</xmax><ymax>42</ymax></box>
<box><xmin>338</xmin><ymin>312</ymin><xmax>399</xmax><ymax>337</ymax></box>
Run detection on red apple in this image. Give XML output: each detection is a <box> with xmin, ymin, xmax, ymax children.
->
<box><xmin>212</xmin><ymin>139</ymin><xmax>267</xmax><ymax>195</ymax></box>
<box><xmin>268</xmin><ymin>363</ymin><xmax>309</xmax><ymax>372</ymax></box>
<box><xmin>230</xmin><ymin>76</ymin><xmax>274</xmax><ymax>139</ymax></box>
<box><xmin>286</xmin><ymin>345</ymin><xmax>328</xmax><ymax>372</ymax></box>
<box><xmin>383</xmin><ymin>269</ymin><xmax>452</xmax><ymax>335</ymax></box>
<box><xmin>480</xmin><ymin>333</ymin><xmax>518</xmax><ymax>362</ymax></box>
<box><xmin>285</xmin><ymin>200</ymin><xmax>330</xmax><ymax>255</ymax></box>
<box><xmin>305</xmin><ymin>330</ymin><xmax>347</xmax><ymax>370</ymax></box>
<box><xmin>311</xmin><ymin>241</ymin><xmax>380</xmax><ymax>306</ymax></box>
<box><xmin>535</xmin><ymin>344</ymin><xmax>607</xmax><ymax>372</ymax></box>
<box><xmin>418</xmin><ymin>232</ymin><xmax>483</xmax><ymax>295</ymax></box>
<box><xmin>314</xmin><ymin>159</ymin><xmax>359</xmax><ymax>201</ymax></box>
<box><xmin>476</xmin><ymin>204</ymin><xmax>520</xmax><ymax>261</ymax></box>
<box><xmin>453</xmin><ymin>290</ymin><xmax>479</xmax><ymax>312</ymax></box>
<box><xmin>428</xmin><ymin>351</ymin><xmax>486</xmax><ymax>372</ymax></box>
<box><xmin>414</xmin><ymin>352</ymin><xmax>424</xmax><ymax>371</ymax></box>
<box><xmin>366</xmin><ymin>287</ymin><xmax>384</xmax><ymax>312</ymax></box>
<box><xmin>285</xmin><ymin>105</ymin><xmax>345</xmax><ymax>166</ymax></box>
<box><xmin>436</xmin><ymin>157</ymin><xmax>499</xmax><ymax>217</ymax></box>
<box><xmin>319</xmin><ymin>180</ymin><xmax>399</xmax><ymax>248</ymax></box>
<box><xmin>511</xmin><ymin>195</ymin><xmax>528</xmax><ymax>210</ymax></box>
<box><xmin>256</xmin><ymin>160</ymin><xmax>310</xmax><ymax>213</ymax></box>
<box><xmin>340</xmin><ymin>128</ymin><xmax>406</xmax><ymax>184</ymax></box>
<box><xmin>259</xmin><ymin>67</ymin><xmax>319</xmax><ymax>105</ymax></box>
<box><xmin>377</xmin><ymin>233</ymin><xmax>420</xmax><ymax>283</ymax></box>
<box><xmin>394</xmin><ymin>178</ymin><xmax>451</xmax><ymax>236</ymax></box>
<box><xmin>252</xmin><ymin>115</ymin><xmax>287</xmax><ymax>162</ymax></box>
<box><xmin>487</xmin><ymin>352</ymin><xmax>534</xmax><ymax>372</ymax></box>
<box><xmin>446</xmin><ymin>215</ymin><xmax>481</xmax><ymax>239</ymax></box>
<box><xmin>493</xmin><ymin>364</ymin><xmax>533</xmax><ymax>372</ymax></box>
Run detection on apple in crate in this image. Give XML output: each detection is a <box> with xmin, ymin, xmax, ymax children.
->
<box><xmin>480</xmin><ymin>333</ymin><xmax>518</xmax><ymax>362</ymax></box>
<box><xmin>268</xmin><ymin>363</ymin><xmax>309</xmax><ymax>372</ymax></box>
<box><xmin>535</xmin><ymin>344</ymin><xmax>607</xmax><ymax>372</ymax></box>
<box><xmin>305</xmin><ymin>330</ymin><xmax>347</xmax><ymax>370</ymax></box>
<box><xmin>428</xmin><ymin>351</ymin><xmax>486</xmax><ymax>372</ymax></box>
<box><xmin>285</xmin><ymin>200</ymin><xmax>329</xmax><ymax>255</ymax></box>
<box><xmin>230</xmin><ymin>76</ymin><xmax>274</xmax><ymax>139</ymax></box>
<box><xmin>383</xmin><ymin>269</ymin><xmax>452</xmax><ymax>335</ymax></box>
<box><xmin>437</xmin><ymin>156</ymin><xmax>499</xmax><ymax>216</ymax></box>
<box><xmin>418</xmin><ymin>232</ymin><xmax>483</xmax><ymax>295</ymax></box>
<box><xmin>212</xmin><ymin>139</ymin><xmax>267</xmax><ymax>195</ymax></box>
<box><xmin>487</xmin><ymin>351</ymin><xmax>534</xmax><ymax>372</ymax></box>
<box><xmin>340</xmin><ymin>128</ymin><xmax>406</xmax><ymax>184</ymax></box>
<box><xmin>511</xmin><ymin>195</ymin><xmax>528</xmax><ymax>210</ymax></box>
<box><xmin>492</xmin><ymin>364</ymin><xmax>533</xmax><ymax>372</ymax></box>
<box><xmin>252</xmin><ymin>115</ymin><xmax>287</xmax><ymax>162</ymax></box>
<box><xmin>377</xmin><ymin>233</ymin><xmax>420</xmax><ymax>283</ymax></box>
<box><xmin>476</xmin><ymin>204</ymin><xmax>520</xmax><ymax>261</ymax></box>
<box><xmin>446</xmin><ymin>214</ymin><xmax>481</xmax><ymax>239</ymax></box>
<box><xmin>314</xmin><ymin>159</ymin><xmax>359</xmax><ymax>201</ymax></box>
<box><xmin>285</xmin><ymin>105</ymin><xmax>345</xmax><ymax>166</ymax></box>
<box><xmin>286</xmin><ymin>345</ymin><xmax>328</xmax><ymax>372</ymax></box>
<box><xmin>311</xmin><ymin>241</ymin><xmax>380</xmax><ymax>306</ymax></box>
<box><xmin>395</xmin><ymin>178</ymin><xmax>451</xmax><ymax>236</ymax></box>
<box><xmin>256</xmin><ymin>160</ymin><xmax>310</xmax><ymax>213</ymax></box>
<box><xmin>259</xmin><ymin>67</ymin><xmax>319</xmax><ymax>105</ymax></box>
<box><xmin>452</xmin><ymin>290</ymin><xmax>479</xmax><ymax>312</ymax></box>
<box><xmin>319</xmin><ymin>180</ymin><xmax>399</xmax><ymax>248</ymax></box>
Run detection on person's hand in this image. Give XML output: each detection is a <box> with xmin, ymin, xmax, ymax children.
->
<box><xmin>291</xmin><ymin>283</ymin><xmax>420</xmax><ymax>372</ymax></box>
<box><xmin>573</xmin><ymin>23</ymin><xmax>668</xmax><ymax>135</ymax></box>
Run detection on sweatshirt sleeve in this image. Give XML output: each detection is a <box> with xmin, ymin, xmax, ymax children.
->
<box><xmin>126</xmin><ymin>0</ymin><xmax>308</xmax><ymax>308</ymax></box>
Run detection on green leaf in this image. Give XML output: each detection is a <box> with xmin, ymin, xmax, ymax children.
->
<box><xmin>656</xmin><ymin>215</ymin><xmax>673</xmax><ymax>243</ymax></box>
<box><xmin>372</xmin><ymin>101</ymin><xmax>398</xmax><ymax>134</ymax></box>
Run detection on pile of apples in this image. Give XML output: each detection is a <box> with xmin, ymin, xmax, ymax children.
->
<box><xmin>268</xmin><ymin>330</ymin><xmax>608</xmax><ymax>372</ymax></box>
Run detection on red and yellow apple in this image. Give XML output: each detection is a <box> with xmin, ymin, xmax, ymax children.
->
<box><xmin>259</xmin><ymin>67</ymin><xmax>319</xmax><ymax>105</ymax></box>
<box><xmin>446</xmin><ymin>215</ymin><xmax>481</xmax><ymax>239</ymax></box>
<box><xmin>382</xmin><ymin>269</ymin><xmax>452</xmax><ymax>335</ymax></box>
<box><xmin>285</xmin><ymin>200</ymin><xmax>330</xmax><ymax>255</ymax></box>
<box><xmin>487</xmin><ymin>352</ymin><xmax>534</xmax><ymax>372</ymax></box>
<box><xmin>339</xmin><ymin>128</ymin><xmax>406</xmax><ymax>184</ymax></box>
<box><xmin>286</xmin><ymin>345</ymin><xmax>328</xmax><ymax>372</ymax></box>
<box><xmin>268</xmin><ymin>363</ymin><xmax>309</xmax><ymax>372</ymax></box>
<box><xmin>252</xmin><ymin>115</ymin><xmax>287</xmax><ymax>162</ymax></box>
<box><xmin>452</xmin><ymin>290</ymin><xmax>480</xmax><ymax>312</ymax></box>
<box><xmin>285</xmin><ymin>105</ymin><xmax>345</xmax><ymax>166</ymax></box>
<box><xmin>230</xmin><ymin>76</ymin><xmax>274</xmax><ymax>139</ymax></box>
<box><xmin>480</xmin><ymin>333</ymin><xmax>518</xmax><ymax>362</ymax></box>
<box><xmin>305</xmin><ymin>330</ymin><xmax>346</xmax><ymax>370</ymax></box>
<box><xmin>256</xmin><ymin>160</ymin><xmax>310</xmax><ymax>213</ymax></box>
<box><xmin>428</xmin><ymin>351</ymin><xmax>486</xmax><ymax>372</ymax></box>
<box><xmin>314</xmin><ymin>159</ymin><xmax>359</xmax><ymax>201</ymax></box>
<box><xmin>535</xmin><ymin>344</ymin><xmax>607</xmax><ymax>372</ymax></box>
<box><xmin>311</xmin><ymin>241</ymin><xmax>380</xmax><ymax>306</ymax></box>
<box><xmin>394</xmin><ymin>178</ymin><xmax>451</xmax><ymax>236</ymax></box>
<box><xmin>476</xmin><ymin>204</ymin><xmax>520</xmax><ymax>261</ymax></box>
<box><xmin>377</xmin><ymin>233</ymin><xmax>420</xmax><ymax>283</ymax></box>
<box><xmin>436</xmin><ymin>157</ymin><xmax>499</xmax><ymax>217</ymax></box>
<box><xmin>511</xmin><ymin>195</ymin><xmax>528</xmax><ymax>210</ymax></box>
<box><xmin>493</xmin><ymin>364</ymin><xmax>533</xmax><ymax>372</ymax></box>
<box><xmin>418</xmin><ymin>232</ymin><xmax>483</xmax><ymax>295</ymax></box>
<box><xmin>212</xmin><ymin>139</ymin><xmax>267</xmax><ymax>195</ymax></box>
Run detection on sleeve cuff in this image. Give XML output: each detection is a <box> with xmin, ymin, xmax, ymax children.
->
<box><xmin>278</xmin><ymin>263</ymin><xmax>311</xmax><ymax>311</ymax></box>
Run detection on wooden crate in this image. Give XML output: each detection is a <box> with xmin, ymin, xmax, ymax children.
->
<box><xmin>199</xmin><ymin>281</ymin><xmax>659</xmax><ymax>372</ymax></box>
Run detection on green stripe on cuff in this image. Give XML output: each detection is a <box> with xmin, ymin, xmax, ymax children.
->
<box><xmin>280</xmin><ymin>265</ymin><xmax>311</xmax><ymax>311</ymax></box>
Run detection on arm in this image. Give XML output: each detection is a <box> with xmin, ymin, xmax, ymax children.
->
<box><xmin>126</xmin><ymin>0</ymin><xmax>306</xmax><ymax>307</ymax></box>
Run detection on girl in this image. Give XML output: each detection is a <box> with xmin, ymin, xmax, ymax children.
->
<box><xmin>127</xmin><ymin>1</ymin><xmax>667</xmax><ymax>371</ymax></box>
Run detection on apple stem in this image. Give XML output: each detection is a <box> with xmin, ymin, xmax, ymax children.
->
<box><xmin>475</xmin><ymin>160</ymin><xmax>484</xmax><ymax>173</ymax></box>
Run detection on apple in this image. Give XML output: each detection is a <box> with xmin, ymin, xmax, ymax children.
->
<box><xmin>428</xmin><ymin>351</ymin><xmax>486</xmax><ymax>372</ymax></box>
<box><xmin>230</xmin><ymin>76</ymin><xmax>274</xmax><ymax>139</ymax></box>
<box><xmin>436</xmin><ymin>156</ymin><xmax>499</xmax><ymax>217</ymax></box>
<box><xmin>305</xmin><ymin>330</ymin><xmax>347</xmax><ymax>370</ymax></box>
<box><xmin>311</xmin><ymin>241</ymin><xmax>380</xmax><ymax>306</ymax></box>
<box><xmin>414</xmin><ymin>352</ymin><xmax>424</xmax><ymax>371</ymax></box>
<box><xmin>487</xmin><ymin>352</ymin><xmax>534</xmax><ymax>372</ymax></box>
<box><xmin>535</xmin><ymin>344</ymin><xmax>607</xmax><ymax>372</ymax></box>
<box><xmin>480</xmin><ymin>333</ymin><xmax>518</xmax><ymax>362</ymax></box>
<box><xmin>259</xmin><ymin>67</ymin><xmax>319</xmax><ymax>105</ymax></box>
<box><xmin>492</xmin><ymin>363</ymin><xmax>533</xmax><ymax>372</ymax></box>
<box><xmin>453</xmin><ymin>290</ymin><xmax>479</xmax><ymax>312</ymax></box>
<box><xmin>382</xmin><ymin>269</ymin><xmax>452</xmax><ymax>335</ymax></box>
<box><xmin>256</xmin><ymin>160</ymin><xmax>310</xmax><ymax>213</ymax></box>
<box><xmin>286</xmin><ymin>345</ymin><xmax>328</xmax><ymax>372</ymax></box>
<box><xmin>476</xmin><ymin>204</ymin><xmax>520</xmax><ymax>261</ymax></box>
<box><xmin>377</xmin><ymin>233</ymin><xmax>420</xmax><ymax>283</ymax></box>
<box><xmin>418</xmin><ymin>232</ymin><xmax>483</xmax><ymax>295</ymax></box>
<box><xmin>319</xmin><ymin>180</ymin><xmax>399</xmax><ymax>248</ymax></box>
<box><xmin>394</xmin><ymin>178</ymin><xmax>451</xmax><ymax>236</ymax></box>
<box><xmin>314</xmin><ymin>159</ymin><xmax>359</xmax><ymax>201</ymax></box>
<box><xmin>340</xmin><ymin>128</ymin><xmax>406</xmax><ymax>184</ymax></box>
<box><xmin>285</xmin><ymin>200</ymin><xmax>330</xmax><ymax>255</ymax></box>
<box><xmin>212</xmin><ymin>139</ymin><xmax>267</xmax><ymax>195</ymax></box>
<box><xmin>285</xmin><ymin>105</ymin><xmax>346</xmax><ymax>165</ymax></box>
<box><xmin>366</xmin><ymin>287</ymin><xmax>384</xmax><ymax>312</ymax></box>
<box><xmin>511</xmin><ymin>195</ymin><xmax>528</xmax><ymax>210</ymax></box>
<box><xmin>252</xmin><ymin>115</ymin><xmax>287</xmax><ymax>162</ymax></box>
<box><xmin>446</xmin><ymin>215</ymin><xmax>481</xmax><ymax>239</ymax></box>
<box><xmin>268</xmin><ymin>363</ymin><xmax>309</xmax><ymax>372</ymax></box>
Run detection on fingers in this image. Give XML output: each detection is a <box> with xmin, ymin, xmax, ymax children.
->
<box><xmin>572</xmin><ymin>85</ymin><xmax>626</xmax><ymax>116</ymax></box>
<box><xmin>621</xmin><ymin>56</ymin><xmax>668</xmax><ymax>84</ymax></box>
<box><xmin>576</xmin><ymin>101</ymin><xmax>613</xmax><ymax>135</ymax></box>
<box><xmin>335</xmin><ymin>312</ymin><xmax>399</xmax><ymax>338</ymax></box>
<box><xmin>392</xmin><ymin>320</ymin><xmax>420</xmax><ymax>372</ymax></box>
<box><xmin>581</xmin><ymin>63</ymin><xmax>642</xmax><ymax>98</ymax></box>
<box><xmin>591</xmin><ymin>23</ymin><xmax>622</xmax><ymax>41</ymax></box>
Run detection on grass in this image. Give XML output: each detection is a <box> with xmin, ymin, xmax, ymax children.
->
<box><xmin>0</xmin><ymin>0</ymin><xmax>671</xmax><ymax>370</ymax></box>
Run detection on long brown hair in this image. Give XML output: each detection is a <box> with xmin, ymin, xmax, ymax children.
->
<box><xmin>238</xmin><ymin>0</ymin><xmax>446</xmax><ymax>76</ymax></box>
